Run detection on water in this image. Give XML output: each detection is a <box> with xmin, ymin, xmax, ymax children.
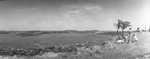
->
<box><xmin>0</xmin><ymin>32</ymin><xmax>112</xmax><ymax>48</ymax></box>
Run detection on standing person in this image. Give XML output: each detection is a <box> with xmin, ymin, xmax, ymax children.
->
<box><xmin>127</xmin><ymin>28</ymin><xmax>132</xmax><ymax>43</ymax></box>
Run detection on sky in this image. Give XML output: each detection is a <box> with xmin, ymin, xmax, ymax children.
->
<box><xmin>0</xmin><ymin>0</ymin><xmax>149</xmax><ymax>31</ymax></box>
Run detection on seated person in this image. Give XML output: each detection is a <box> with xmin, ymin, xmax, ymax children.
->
<box><xmin>131</xmin><ymin>34</ymin><xmax>138</xmax><ymax>42</ymax></box>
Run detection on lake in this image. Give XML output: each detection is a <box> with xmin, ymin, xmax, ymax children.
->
<box><xmin>0</xmin><ymin>32</ymin><xmax>113</xmax><ymax>48</ymax></box>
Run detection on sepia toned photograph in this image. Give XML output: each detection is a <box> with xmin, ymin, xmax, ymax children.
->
<box><xmin>0</xmin><ymin>0</ymin><xmax>149</xmax><ymax>59</ymax></box>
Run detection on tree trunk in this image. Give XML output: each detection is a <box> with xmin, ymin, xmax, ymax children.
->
<box><xmin>122</xmin><ymin>29</ymin><xmax>124</xmax><ymax>36</ymax></box>
<box><xmin>122</xmin><ymin>29</ymin><xmax>126</xmax><ymax>40</ymax></box>
<box><xmin>117</xmin><ymin>28</ymin><xmax>120</xmax><ymax>40</ymax></box>
<box><xmin>117</xmin><ymin>28</ymin><xmax>119</xmax><ymax>35</ymax></box>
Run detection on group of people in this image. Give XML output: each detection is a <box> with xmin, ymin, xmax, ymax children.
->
<box><xmin>117</xmin><ymin>28</ymin><xmax>138</xmax><ymax>43</ymax></box>
<box><xmin>127</xmin><ymin>28</ymin><xmax>138</xmax><ymax>43</ymax></box>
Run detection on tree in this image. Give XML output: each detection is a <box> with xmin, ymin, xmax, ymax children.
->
<box><xmin>120</xmin><ymin>21</ymin><xmax>131</xmax><ymax>39</ymax></box>
<box><xmin>114</xmin><ymin>20</ymin><xmax>131</xmax><ymax>40</ymax></box>
<box><xmin>113</xmin><ymin>19</ymin><xmax>123</xmax><ymax>37</ymax></box>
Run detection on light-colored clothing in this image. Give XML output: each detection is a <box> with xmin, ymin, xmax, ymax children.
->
<box><xmin>127</xmin><ymin>34</ymin><xmax>131</xmax><ymax>43</ymax></box>
<box><xmin>117</xmin><ymin>39</ymin><xmax>124</xmax><ymax>42</ymax></box>
<box><xmin>132</xmin><ymin>35</ymin><xmax>138</xmax><ymax>41</ymax></box>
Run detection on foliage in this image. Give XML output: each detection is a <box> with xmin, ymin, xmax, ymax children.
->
<box><xmin>120</xmin><ymin>21</ymin><xmax>131</xmax><ymax>39</ymax></box>
<box><xmin>120</xmin><ymin>21</ymin><xmax>131</xmax><ymax>30</ymax></box>
<box><xmin>0</xmin><ymin>44</ymin><xmax>77</xmax><ymax>56</ymax></box>
<box><xmin>0</xmin><ymin>40</ymin><xmax>116</xmax><ymax>58</ymax></box>
<box><xmin>114</xmin><ymin>19</ymin><xmax>123</xmax><ymax>29</ymax></box>
<box><xmin>114</xmin><ymin>19</ymin><xmax>123</xmax><ymax>39</ymax></box>
<box><xmin>114</xmin><ymin>19</ymin><xmax>131</xmax><ymax>39</ymax></box>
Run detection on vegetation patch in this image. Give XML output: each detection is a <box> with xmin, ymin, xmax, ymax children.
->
<box><xmin>0</xmin><ymin>40</ymin><xmax>117</xmax><ymax>59</ymax></box>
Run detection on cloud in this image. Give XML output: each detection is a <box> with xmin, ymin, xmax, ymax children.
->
<box><xmin>83</xmin><ymin>5</ymin><xmax>102</xmax><ymax>11</ymax></box>
<box><xmin>17</xmin><ymin>8</ymin><xmax>36</xmax><ymax>12</ymax></box>
<box><xmin>67</xmin><ymin>10</ymin><xmax>81</xmax><ymax>14</ymax></box>
<box><xmin>64</xmin><ymin>4</ymin><xmax>103</xmax><ymax>14</ymax></box>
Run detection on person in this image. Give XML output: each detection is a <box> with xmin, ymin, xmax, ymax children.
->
<box><xmin>136</xmin><ymin>27</ymin><xmax>140</xmax><ymax>32</ymax></box>
<box><xmin>131</xmin><ymin>34</ymin><xmax>138</xmax><ymax>42</ymax></box>
<box><xmin>128</xmin><ymin>28</ymin><xmax>132</xmax><ymax>34</ymax></box>
<box><xmin>127</xmin><ymin>28</ymin><xmax>132</xmax><ymax>43</ymax></box>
